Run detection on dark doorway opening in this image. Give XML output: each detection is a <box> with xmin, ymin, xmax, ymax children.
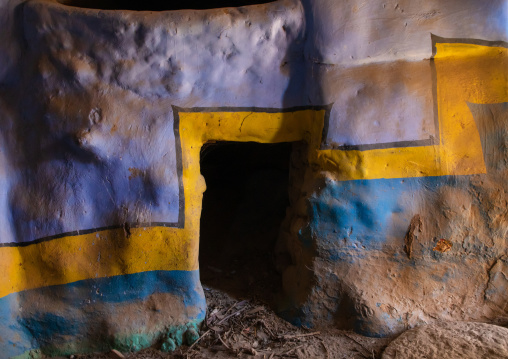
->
<box><xmin>58</xmin><ymin>0</ymin><xmax>275</xmax><ymax>11</ymax></box>
<box><xmin>199</xmin><ymin>141</ymin><xmax>293</xmax><ymax>306</ymax></box>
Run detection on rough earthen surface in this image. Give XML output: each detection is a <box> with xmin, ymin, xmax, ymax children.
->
<box><xmin>382</xmin><ymin>322</ymin><xmax>508</xmax><ymax>359</ymax></box>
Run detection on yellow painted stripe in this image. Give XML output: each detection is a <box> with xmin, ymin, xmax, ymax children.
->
<box><xmin>316</xmin><ymin>145</ymin><xmax>444</xmax><ymax>180</ymax></box>
<box><xmin>0</xmin><ymin>226</ymin><xmax>198</xmax><ymax>299</ymax></box>
<box><xmin>179</xmin><ymin>110</ymin><xmax>326</xmax><ymax>145</ymax></box>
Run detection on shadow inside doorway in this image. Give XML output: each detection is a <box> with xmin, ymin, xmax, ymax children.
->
<box><xmin>199</xmin><ymin>141</ymin><xmax>293</xmax><ymax>307</ymax></box>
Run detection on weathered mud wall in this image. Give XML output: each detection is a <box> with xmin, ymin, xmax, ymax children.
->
<box><xmin>275</xmin><ymin>0</ymin><xmax>508</xmax><ymax>336</ymax></box>
<box><xmin>0</xmin><ymin>0</ymin><xmax>506</xmax><ymax>357</ymax></box>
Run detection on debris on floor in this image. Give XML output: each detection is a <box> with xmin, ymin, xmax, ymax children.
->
<box><xmin>74</xmin><ymin>287</ymin><xmax>391</xmax><ymax>359</ymax></box>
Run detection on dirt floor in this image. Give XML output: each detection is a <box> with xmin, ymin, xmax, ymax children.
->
<box><xmin>73</xmin><ymin>286</ymin><xmax>392</xmax><ymax>359</ymax></box>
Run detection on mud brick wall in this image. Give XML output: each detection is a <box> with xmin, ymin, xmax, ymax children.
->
<box><xmin>0</xmin><ymin>0</ymin><xmax>506</xmax><ymax>356</ymax></box>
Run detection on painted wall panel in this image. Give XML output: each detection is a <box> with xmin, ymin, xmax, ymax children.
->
<box><xmin>304</xmin><ymin>0</ymin><xmax>508</xmax><ymax>148</ymax></box>
<box><xmin>0</xmin><ymin>0</ymin><xmax>506</xmax><ymax>356</ymax></box>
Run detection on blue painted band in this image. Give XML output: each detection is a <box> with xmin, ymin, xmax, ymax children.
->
<box><xmin>0</xmin><ymin>270</ymin><xmax>205</xmax><ymax>358</ymax></box>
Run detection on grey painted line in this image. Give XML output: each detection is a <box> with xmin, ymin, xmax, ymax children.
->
<box><xmin>330</xmin><ymin>138</ymin><xmax>435</xmax><ymax>151</ymax></box>
<box><xmin>172</xmin><ymin>105</ymin><xmax>186</xmax><ymax>228</ymax></box>
<box><xmin>0</xmin><ymin>221</ymin><xmax>181</xmax><ymax>248</ymax></box>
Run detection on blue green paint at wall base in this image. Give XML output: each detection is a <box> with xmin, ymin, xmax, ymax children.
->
<box><xmin>0</xmin><ymin>270</ymin><xmax>206</xmax><ymax>358</ymax></box>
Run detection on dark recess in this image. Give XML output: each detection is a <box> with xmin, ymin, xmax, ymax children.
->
<box><xmin>199</xmin><ymin>141</ymin><xmax>292</xmax><ymax>306</ymax></box>
<box><xmin>57</xmin><ymin>0</ymin><xmax>275</xmax><ymax>11</ymax></box>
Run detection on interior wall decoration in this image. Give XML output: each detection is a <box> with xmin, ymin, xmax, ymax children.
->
<box><xmin>0</xmin><ymin>0</ymin><xmax>506</xmax><ymax>357</ymax></box>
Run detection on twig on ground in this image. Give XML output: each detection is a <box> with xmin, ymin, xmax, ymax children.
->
<box><xmin>218</xmin><ymin>333</ymin><xmax>231</xmax><ymax>350</ymax></box>
<box><xmin>282</xmin><ymin>344</ymin><xmax>304</xmax><ymax>356</ymax></box>
<box><xmin>217</xmin><ymin>306</ymin><xmax>248</xmax><ymax>325</ymax></box>
<box><xmin>258</xmin><ymin>320</ymin><xmax>276</xmax><ymax>338</ymax></box>
<box><xmin>225</xmin><ymin>300</ymin><xmax>248</xmax><ymax>315</ymax></box>
<box><xmin>279</xmin><ymin>331</ymin><xmax>321</xmax><ymax>340</ymax></box>
<box><xmin>189</xmin><ymin>329</ymin><xmax>211</xmax><ymax>350</ymax></box>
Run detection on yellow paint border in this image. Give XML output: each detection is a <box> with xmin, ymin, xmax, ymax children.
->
<box><xmin>1</xmin><ymin>41</ymin><xmax>505</xmax><ymax>298</ymax></box>
<box><xmin>316</xmin><ymin>43</ymin><xmax>507</xmax><ymax>180</ymax></box>
<box><xmin>0</xmin><ymin>226</ymin><xmax>197</xmax><ymax>299</ymax></box>
<box><xmin>0</xmin><ymin>108</ymin><xmax>327</xmax><ymax>299</ymax></box>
